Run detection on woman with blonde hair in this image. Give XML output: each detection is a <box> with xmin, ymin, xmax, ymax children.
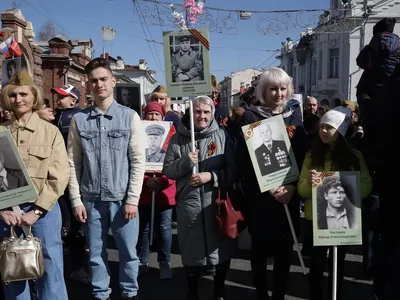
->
<box><xmin>237</xmin><ymin>67</ymin><xmax>308</xmax><ymax>300</ymax></box>
<box><xmin>0</xmin><ymin>70</ymin><xmax>70</xmax><ymax>300</ymax></box>
<box><xmin>150</xmin><ymin>85</ymin><xmax>179</xmax><ymax>130</ymax></box>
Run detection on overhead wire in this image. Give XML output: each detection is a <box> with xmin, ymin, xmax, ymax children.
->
<box><xmin>141</xmin><ymin>0</ymin><xmax>332</xmax><ymax>14</ymax></box>
<box><xmin>132</xmin><ymin>0</ymin><xmax>165</xmax><ymax>75</ymax></box>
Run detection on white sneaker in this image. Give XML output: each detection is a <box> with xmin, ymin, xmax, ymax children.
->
<box><xmin>70</xmin><ymin>267</ymin><xmax>90</xmax><ymax>284</ymax></box>
<box><xmin>159</xmin><ymin>261</ymin><xmax>172</xmax><ymax>280</ymax></box>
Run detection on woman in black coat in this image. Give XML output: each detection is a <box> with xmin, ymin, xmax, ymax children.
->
<box><xmin>236</xmin><ymin>67</ymin><xmax>307</xmax><ymax>300</ymax></box>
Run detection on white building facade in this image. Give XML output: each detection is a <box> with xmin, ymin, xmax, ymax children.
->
<box><xmin>110</xmin><ymin>57</ymin><xmax>157</xmax><ymax>105</ymax></box>
<box><xmin>279</xmin><ymin>0</ymin><xmax>400</xmax><ymax>105</ymax></box>
<box><xmin>219</xmin><ymin>68</ymin><xmax>262</xmax><ymax>108</ymax></box>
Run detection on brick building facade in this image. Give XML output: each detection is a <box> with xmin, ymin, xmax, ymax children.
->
<box><xmin>38</xmin><ymin>36</ymin><xmax>92</xmax><ymax>108</ymax></box>
<box><xmin>0</xmin><ymin>9</ymin><xmax>43</xmax><ymax>89</ymax></box>
<box><xmin>0</xmin><ymin>8</ymin><xmax>91</xmax><ymax>109</ymax></box>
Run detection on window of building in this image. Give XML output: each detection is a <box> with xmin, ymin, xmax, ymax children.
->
<box><xmin>318</xmin><ymin>51</ymin><xmax>322</xmax><ymax>80</ymax></box>
<box><xmin>329</xmin><ymin>48</ymin><xmax>339</xmax><ymax>78</ymax></box>
<box><xmin>312</xmin><ymin>59</ymin><xmax>317</xmax><ymax>85</ymax></box>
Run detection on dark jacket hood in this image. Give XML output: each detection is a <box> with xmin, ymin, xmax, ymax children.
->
<box><xmin>373</xmin><ymin>17</ymin><xmax>396</xmax><ymax>34</ymax></box>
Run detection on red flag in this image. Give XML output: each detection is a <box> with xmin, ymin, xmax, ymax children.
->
<box><xmin>9</xmin><ymin>37</ymin><xmax>22</xmax><ymax>57</ymax></box>
<box><xmin>162</xmin><ymin>125</ymin><xmax>176</xmax><ymax>152</ymax></box>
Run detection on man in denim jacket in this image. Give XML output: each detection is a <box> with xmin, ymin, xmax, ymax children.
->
<box><xmin>67</xmin><ymin>57</ymin><xmax>146</xmax><ymax>300</ymax></box>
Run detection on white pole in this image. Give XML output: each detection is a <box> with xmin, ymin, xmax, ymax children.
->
<box><xmin>283</xmin><ymin>204</ymin><xmax>307</xmax><ymax>274</ymax></box>
<box><xmin>189</xmin><ymin>99</ymin><xmax>197</xmax><ymax>175</ymax></box>
<box><xmin>149</xmin><ymin>174</ymin><xmax>156</xmax><ymax>246</ymax></box>
<box><xmin>332</xmin><ymin>246</ymin><xmax>338</xmax><ymax>300</ymax></box>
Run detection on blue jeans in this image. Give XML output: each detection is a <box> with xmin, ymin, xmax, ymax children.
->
<box><xmin>83</xmin><ymin>200</ymin><xmax>139</xmax><ymax>299</ymax></box>
<box><xmin>0</xmin><ymin>202</ymin><xmax>68</xmax><ymax>300</ymax></box>
<box><xmin>137</xmin><ymin>206</ymin><xmax>173</xmax><ymax>264</ymax></box>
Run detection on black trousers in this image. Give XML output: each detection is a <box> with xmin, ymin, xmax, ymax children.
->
<box><xmin>59</xmin><ymin>190</ymin><xmax>86</xmax><ymax>271</ymax></box>
<box><xmin>186</xmin><ymin>260</ymin><xmax>230</xmax><ymax>298</ymax></box>
<box><xmin>309</xmin><ymin>246</ymin><xmax>346</xmax><ymax>300</ymax></box>
<box><xmin>250</xmin><ymin>235</ymin><xmax>293</xmax><ymax>300</ymax></box>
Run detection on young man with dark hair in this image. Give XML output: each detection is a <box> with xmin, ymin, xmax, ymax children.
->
<box><xmin>67</xmin><ymin>57</ymin><xmax>146</xmax><ymax>300</ymax></box>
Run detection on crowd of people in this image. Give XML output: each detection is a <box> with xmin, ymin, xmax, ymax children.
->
<box><xmin>0</xmin><ymin>17</ymin><xmax>398</xmax><ymax>300</ymax></box>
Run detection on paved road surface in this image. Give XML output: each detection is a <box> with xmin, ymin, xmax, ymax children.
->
<box><xmin>63</xmin><ymin>229</ymin><xmax>373</xmax><ymax>300</ymax></box>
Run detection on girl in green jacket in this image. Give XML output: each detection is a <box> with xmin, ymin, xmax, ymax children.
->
<box><xmin>297</xmin><ymin>106</ymin><xmax>372</xmax><ymax>300</ymax></box>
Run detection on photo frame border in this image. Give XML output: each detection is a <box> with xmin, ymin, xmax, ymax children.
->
<box><xmin>312</xmin><ymin>171</ymin><xmax>362</xmax><ymax>246</ymax></box>
<box><xmin>163</xmin><ymin>28</ymin><xmax>211</xmax><ymax>98</ymax></box>
<box><xmin>142</xmin><ymin>120</ymin><xmax>173</xmax><ymax>173</ymax></box>
<box><xmin>241</xmin><ymin>115</ymin><xmax>299</xmax><ymax>193</ymax></box>
<box><xmin>0</xmin><ymin>130</ymin><xmax>38</xmax><ymax>210</ymax></box>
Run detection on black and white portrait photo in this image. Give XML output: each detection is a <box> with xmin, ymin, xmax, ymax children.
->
<box><xmin>146</xmin><ymin>123</ymin><xmax>166</xmax><ymax>163</ymax></box>
<box><xmin>163</xmin><ymin>29</ymin><xmax>211</xmax><ymax>98</ymax></box>
<box><xmin>241</xmin><ymin>115</ymin><xmax>299</xmax><ymax>193</ymax></box>
<box><xmin>0</xmin><ymin>131</ymin><xmax>37</xmax><ymax>209</ymax></box>
<box><xmin>2</xmin><ymin>57</ymin><xmax>21</xmax><ymax>87</ymax></box>
<box><xmin>115</xmin><ymin>84</ymin><xmax>141</xmax><ymax>116</ymax></box>
<box><xmin>142</xmin><ymin>121</ymin><xmax>173</xmax><ymax>172</ymax></box>
<box><xmin>316</xmin><ymin>175</ymin><xmax>360</xmax><ymax>230</ymax></box>
<box><xmin>170</xmin><ymin>35</ymin><xmax>204</xmax><ymax>83</ymax></box>
<box><xmin>0</xmin><ymin>137</ymin><xmax>28</xmax><ymax>193</ymax></box>
<box><xmin>253</xmin><ymin>121</ymin><xmax>291</xmax><ymax>176</ymax></box>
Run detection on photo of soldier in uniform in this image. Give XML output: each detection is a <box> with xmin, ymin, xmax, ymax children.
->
<box><xmin>163</xmin><ymin>29</ymin><xmax>211</xmax><ymax>98</ymax></box>
<box><xmin>0</xmin><ymin>136</ymin><xmax>28</xmax><ymax>193</ymax></box>
<box><xmin>170</xmin><ymin>35</ymin><xmax>203</xmax><ymax>82</ymax></box>
<box><xmin>2</xmin><ymin>57</ymin><xmax>21</xmax><ymax>87</ymax></box>
<box><xmin>254</xmin><ymin>122</ymin><xmax>291</xmax><ymax>176</ymax></box>
<box><xmin>316</xmin><ymin>175</ymin><xmax>359</xmax><ymax>230</ymax></box>
<box><xmin>145</xmin><ymin>124</ymin><xmax>166</xmax><ymax>163</ymax></box>
<box><xmin>142</xmin><ymin>121</ymin><xmax>173</xmax><ymax>171</ymax></box>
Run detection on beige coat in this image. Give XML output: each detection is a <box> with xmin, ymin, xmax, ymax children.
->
<box><xmin>0</xmin><ymin>112</ymin><xmax>70</xmax><ymax>211</ymax></box>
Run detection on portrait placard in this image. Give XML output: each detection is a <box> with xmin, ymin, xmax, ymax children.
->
<box><xmin>163</xmin><ymin>29</ymin><xmax>211</xmax><ymax>98</ymax></box>
<box><xmin>0</xmin><ymin>130</ymin><xmax>38</xmax><ymax>210</ymax></box>
<box><xmin>115</xmin><ymin>83</ymin><xmax>141</xmax><ymax>117</ymax></box>
<box><xmin>312</xmin><ymin>171</ymin><xmax>362</xmax><ymax>246</ymax></box>
<box><xmin>2</xmin><ymin>57</ymin><xmax>21</xmax><ymax>87</ymax></box>
<box><xmin>142</xmin><ymin>121</ymin><xmax>174</xmax><ymax>172</ymax></box>
<box><xmin>241</xmin><ymin>115</ymin><xmax>299</xmax><ymax>192</ymax></box>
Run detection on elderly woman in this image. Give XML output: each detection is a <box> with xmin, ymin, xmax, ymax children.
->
<box><xmin>0</xmin><ymin>70</ymin><xmax>70</xmax><ymax>300</ymax></box>
<box><xmin>237</xmin><ymin>67</ymin><xmax>307</xmax><ymax>300</ymax></box>
<box><xmin>163</xmin><ymin>96</ymin><xmax>236</xmax><ymax>300</ymax></box>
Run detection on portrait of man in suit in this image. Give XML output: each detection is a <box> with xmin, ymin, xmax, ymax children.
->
<box><xmin>145</xmin><ymin>124</ymin><xmax>166</xmax><ymax>163</ymax></box>
<box><xmin>317</xmin><ymin>176</ymin><xmax>357</xmax><ymax>230</ymax></box>
<box><xmin>0</xmin><ymin>152</ymin><xmax>28</xmax><ymax>193</ymax></box>
<box><xmin>254</xmin><ymin>122</ymin><xmax>291</xmax><ymax>176</ymax></box>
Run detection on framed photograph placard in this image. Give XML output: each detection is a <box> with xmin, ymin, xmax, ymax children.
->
<box><xmin>312</xmin><ymin>171</ymin><xmax>362</xmax><ymax>246</ymax></box>
<box><xmin>241</xmin><ymin>115</ymin><xmax>299</xmax><ymax>193</ymax></box>
<box><xmin>163</xmin><ymin>29</ymin><xmax>211</xmax><ymax>98</ymax></box>
<box><xmin>142</xmin><ymin>120</ymin><xmax>174</xmax><ymax>172</ymax></box>
<box><xmin>2</xmin><ymin>57</ymin><xmax>21</xmax><ymax>87</ymax></box>
<box><xmin>0</xmin><ymin>130</ymin><xmax>38</xmax><ymax>210</ymax></box>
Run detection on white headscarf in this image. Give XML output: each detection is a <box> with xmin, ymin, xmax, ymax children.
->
<box><xmin>320</xmin><ymin>106</ymin><xmax>352</xmax><ymax>137</ymax></box>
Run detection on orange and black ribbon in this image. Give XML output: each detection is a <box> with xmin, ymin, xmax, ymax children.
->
<box><xmin>189</xmin><ymin>29</ymin><xmax>209</xmax><ymax>50</ymax></box>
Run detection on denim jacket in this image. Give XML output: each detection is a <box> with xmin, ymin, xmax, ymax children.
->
<box><xmin>67</xmin><ymin>100</ymin><xmax>146</xmax><ymax>207</ymax></box>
